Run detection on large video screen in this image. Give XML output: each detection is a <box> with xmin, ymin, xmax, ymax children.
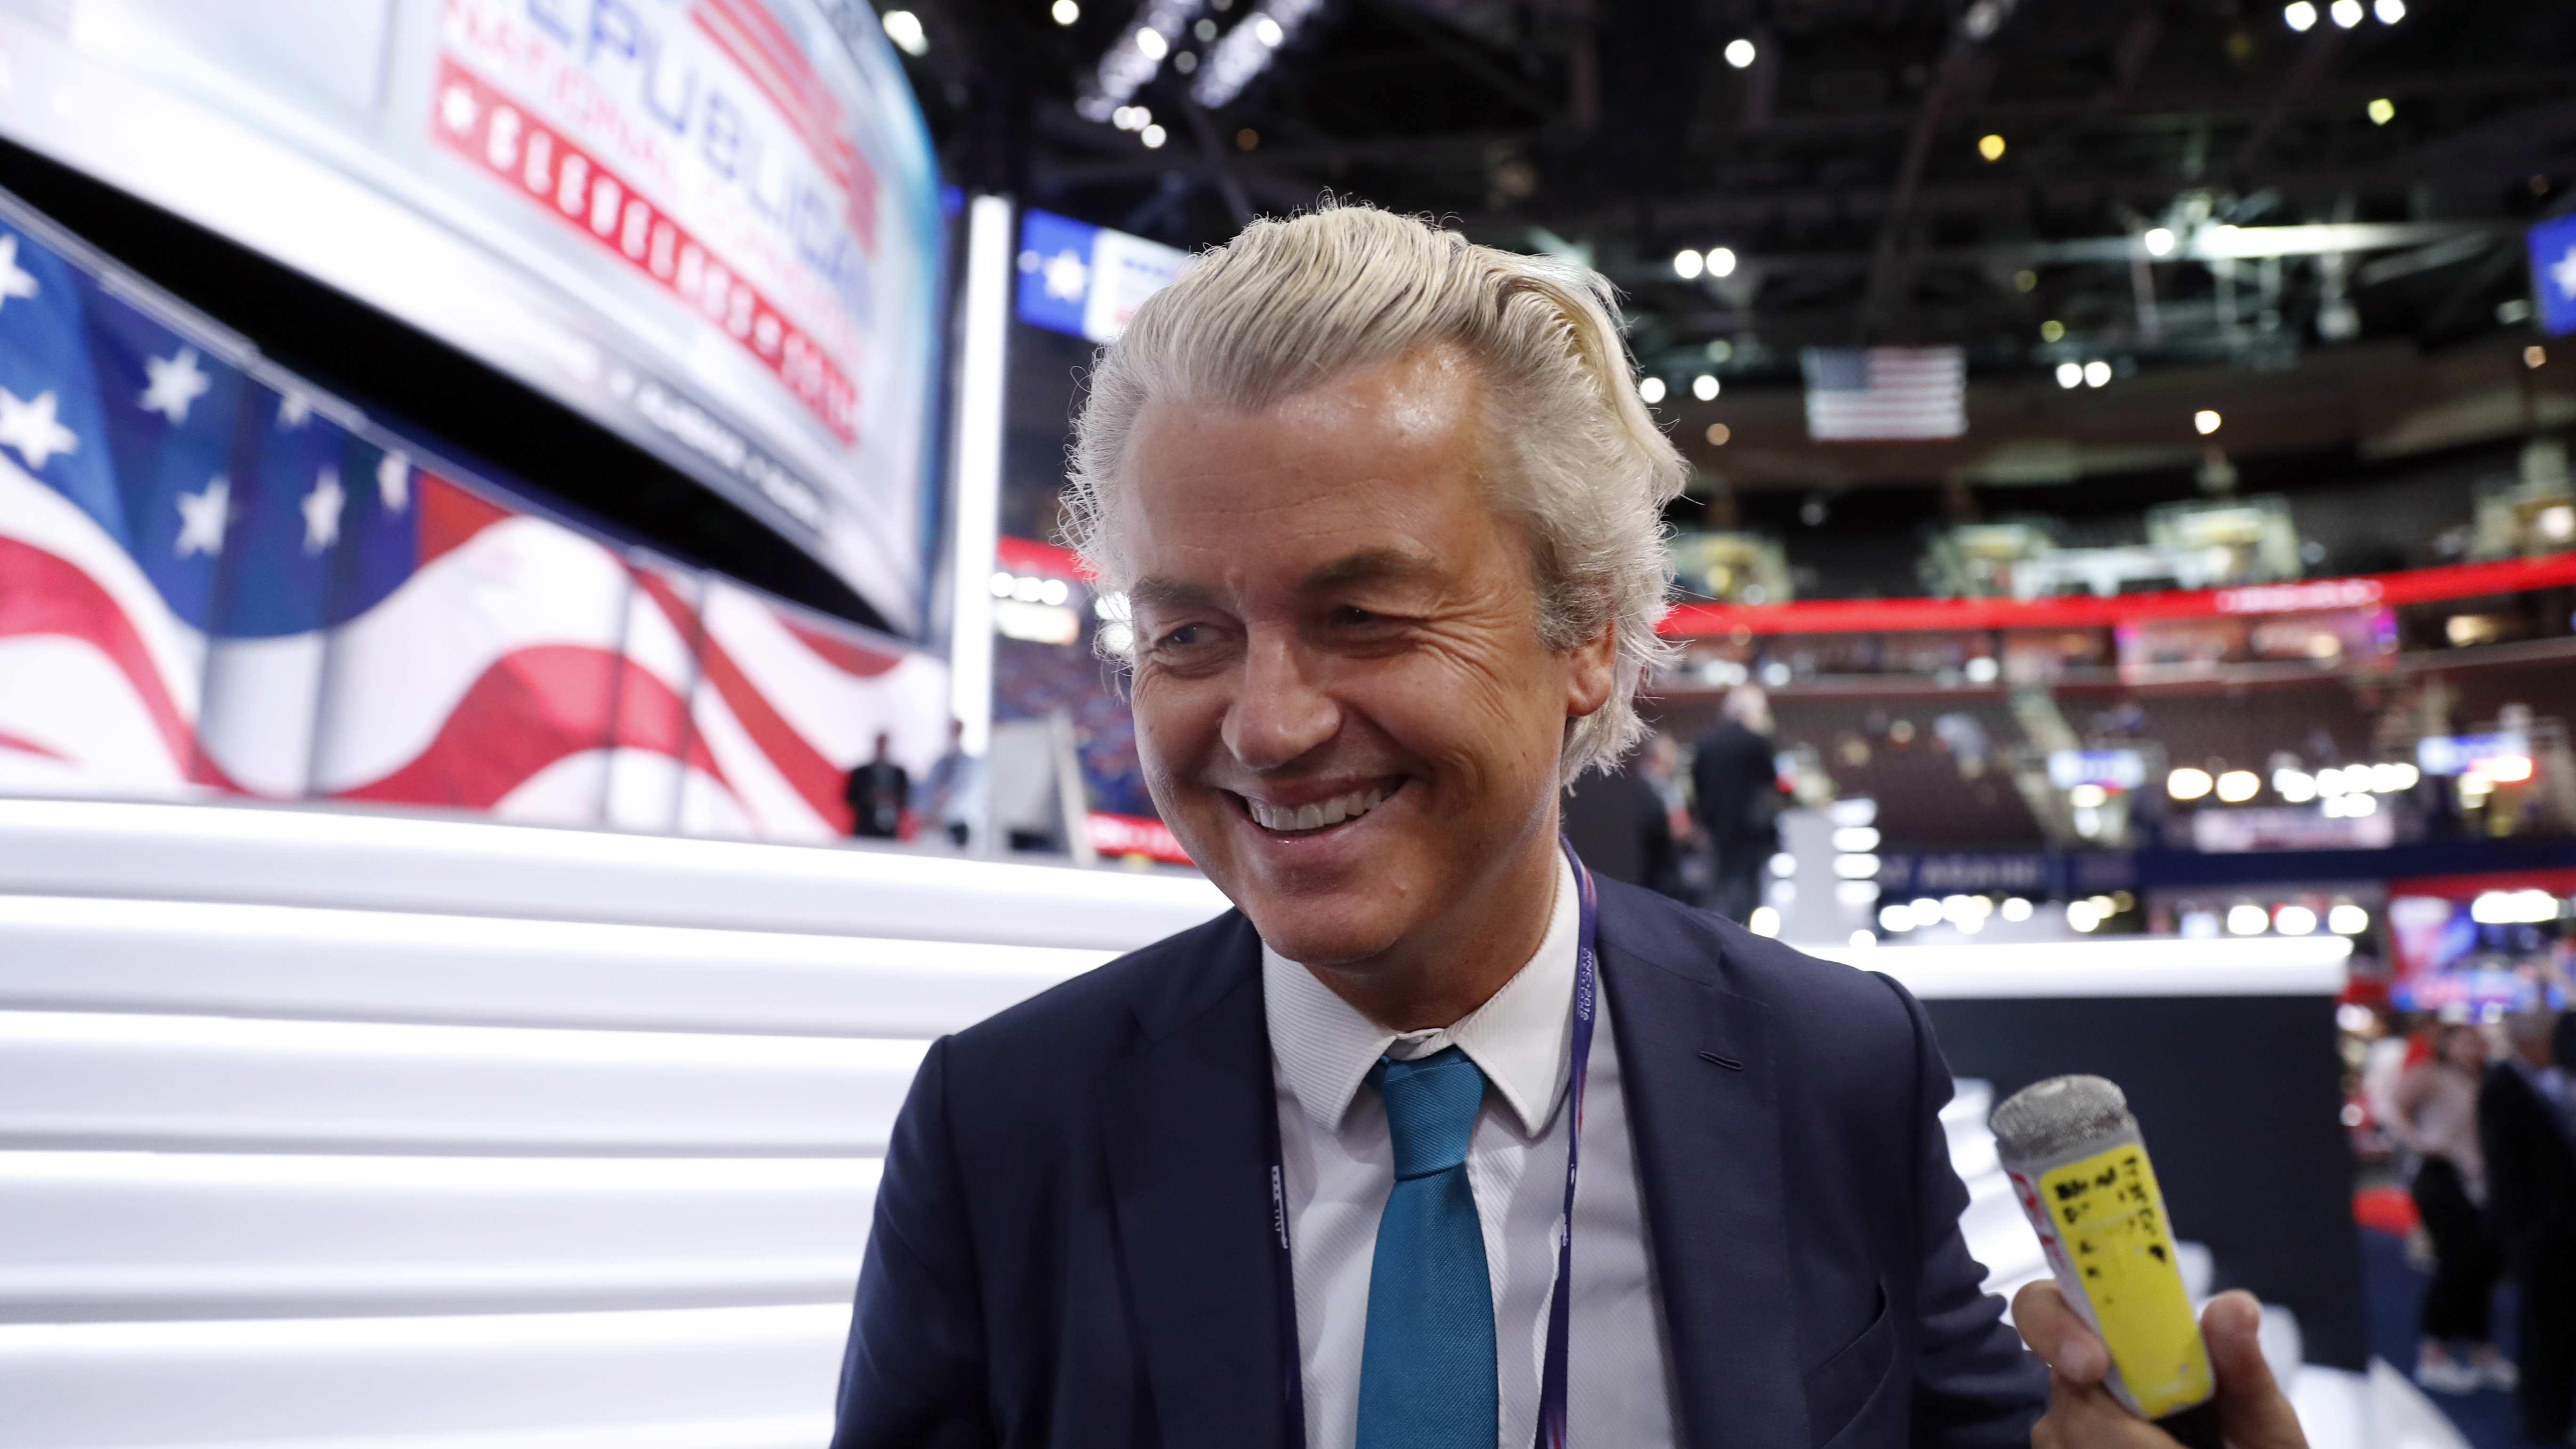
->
<box><xmin>0</xmin><ymin>0</ymin><xmax>944</xmax><ymax>635</ymax></box>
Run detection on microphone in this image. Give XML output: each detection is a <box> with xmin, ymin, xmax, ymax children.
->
<box><xmin>1991</xmin><ymin>1075</ymin><xmax>2224</xmax><ymax>1449</ymax></box>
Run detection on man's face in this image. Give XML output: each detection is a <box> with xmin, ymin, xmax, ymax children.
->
<box><xmin>1119</xmin><ymin>348</ymin><xmax>1614</xmax><ymax>974</ymax></box>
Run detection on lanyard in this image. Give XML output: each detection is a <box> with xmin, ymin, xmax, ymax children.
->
<box><xmin>1266</xmin><ymin>836</ymin><xmax>1603</xmax><ymax>1449</ymax></box>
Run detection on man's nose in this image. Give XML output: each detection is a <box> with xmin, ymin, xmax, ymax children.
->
<box><xmin>1222</xmin><ymin>633</ymin><xmax>1339</xmax><ymax>770</ymax></box>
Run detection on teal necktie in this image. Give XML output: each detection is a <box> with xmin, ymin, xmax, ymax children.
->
<box><xmin>1356</xmin><ymin>1046</ymin><xmax>1497</xmax><ymax>1449</ymax></box>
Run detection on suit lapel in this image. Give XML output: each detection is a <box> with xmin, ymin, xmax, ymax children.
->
<box><xmin>1103</xmin><ymin>916</ymin><xmax>1289</xmax><ymax>1449</ymax></box>
<box><xmin>1600</xmin><ymin>902</ymin><xmax>1807</xmax><ymax>1449</ymax></box>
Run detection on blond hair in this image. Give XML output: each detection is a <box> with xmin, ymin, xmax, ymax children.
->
<box><xmin>1062</xmin><ymin>204</ymin><xmax>1684</xmax><ymax>781</ymax></box>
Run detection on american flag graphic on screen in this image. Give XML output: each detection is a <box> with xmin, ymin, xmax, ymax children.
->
<box><xmin>0</xmin><ymin>203</ymin><xmax>946</xmax><ymax>837</ymax></box>
<box><xmin>1800</xmin><ymin>346</ymin><xmax>1968</xmax><ymax>442</ymax></box>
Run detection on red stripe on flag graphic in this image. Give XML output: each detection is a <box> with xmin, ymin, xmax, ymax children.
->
<box><xmin>0</xmin><ymin>535</ymin><xmax>196</xmax><ymax>771</ymax></box>
<box><xmin>634</xmin><ymin>570</ymin><xmax>854</xmax><ymax>832</ymax></box>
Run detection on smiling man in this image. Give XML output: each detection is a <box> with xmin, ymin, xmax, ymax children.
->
<box><xmin>831</xmin><ymin>207</ymin><xmax>2302</xmax><ymax>1449</ymax></box>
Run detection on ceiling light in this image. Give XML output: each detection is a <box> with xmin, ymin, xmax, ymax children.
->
<box><xmin>1692</xmin><ymin>374</ymin><xmax>1721</xmax><ymax>401</ymax></box>
<box><xmin>1977</xmin><ymin>134</ymin><xmax>2005</xmax><ymax>162</ymax></box>
<box><xmin>2195</xmin><ymin>409</ymin><xmax>2222</xmax><ymax>434</ymax></box>
<box><xmin>2040</xmin><ymin>319</ymin><xmax>2065</xmax><ymax>342</ymax></box>
<box><xmin>1706</xmin><ymin>247</ymin><xmax>1738</xmax><ymax>277</ymax></box>
<box><xmin>1195</xmin><ymin>16</ymin><xmax>1218</xmax><ymax>39</ymax></box>
<box><xmin>2055</xmin><ymin>362</ymin><xmax>2083</xmax><ymax>388</ymax></box>
<box><xmin>2068</xmin><ymin>899</ymin><xmax>2102</xmax><ymax>932</ymax></box>
<box><xmin>2329</xmin><ymin>0</ymin><xmax>2362</xmax><ymax>25</ymax></box>
<box><xmin>1140</xmin><ymin>123</ymin><xmax>1167</xmax><ymax>148</ymax></box>
<box><xmin>2216</xmin><ymin>769</ymin><xmax>2260</xmax><ymax>803</ymax></box>
<box><xmin>2529</xmin><ymin>346</ymin><xmax>2549</xmax><ymax>369</ymax></box>
<box><xmin>2084</xmin><ymin>360</ymin><xmax>2111</xmax><ymax>387</ymax></box>
<box><xmin>2276</xmin><ymin>904</ymin><xmax>2318</xmax><ymax>936</ymax></box>
<box><xmin>2328</xmin><ymin>903</ymin><xmax>2370</xmax><ymax>934</ymax></box>
<box><xmin>2275</xmin><ymin>768</ymin><xmax>2317</xmax><ymax>802</ymax></box>
<box><xmin>2374</xmin><ymin>0</ymin><xmax>2404</xmax><ymax>18</ymax></box>
<box><xmin>2227</xmin><ymin>902</ymin><xmax>2270</xmax><ymax>934</ymax></box>
<box><xmin>1638</xmin><ymin>377</ymin><xmax>1666</xmax><ymax>404</ymax></box>
<box><xmin>1724</xmin><ymin>38</ymin><xmax>1756</xmax><ymax>68</ymax></box>
<box><xmin>1672</xmin><ymin>249</ymin><xmax>1704</xmax><ymax>280</ymax></box>
<box><xmin>1254</xmin><ymin>14</ymin><xmax>1284</xmax><ymax>44</ymax></box>
<box><xmin>2367</xmin><ymin>97</ymin><xmax>2395</xmax><ymax>125</ymax></box>
<box><xmin>2068</xmin><ymin>782</ymin><xmax>2108</xmax><ymax>809</ymax></box>
<box><xmin>880</xmin><ymin>8</ymin><xmax>928</xmax><ymax>54</ymax></box>
<box><xmin>2143</xmin><ymin>227</ymin><xmax>2176</xmax><ymax>257</ymax></box>
<box><xmin>1136</xmin><ymin>27</ymin><xmax>1169</xmax><ymax>58</ymax></box>
<box><xmin>1052</xmin><ymin>0</ymin><xmax>1080</xmax><ymax>24</ymax></box>
<box><xmin>2283</xmin><ymin>0</ymin><xmax>2317</xmax><ymax>28</ymax></box>
<box><xmin>1705</xmin><ymin>423</ymin><xmax>1731</xmax><ymax>446</ymax></box>
<box><xmin>2168</xmin><ymin>767</ymin><xmax>2214</xmax><ymax>800</ymax></box>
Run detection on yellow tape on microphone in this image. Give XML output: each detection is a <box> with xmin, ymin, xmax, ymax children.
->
<box><xmin>2016</xmin><ymin>1141</ymin><xmax>2213</xmax><ymax>1419</ymax></box>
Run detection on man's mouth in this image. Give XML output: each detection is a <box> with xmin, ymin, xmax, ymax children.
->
<box><xmin>1240</xmin><ymin>782</ymin><xmax>1396</xmax><ymax>835</ymax></box>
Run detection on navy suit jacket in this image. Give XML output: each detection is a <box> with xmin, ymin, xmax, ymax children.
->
<box><xmin>833</xmin><ymin>878</ymin><xmax>2049</xmax><ymax>1448</ymax></box>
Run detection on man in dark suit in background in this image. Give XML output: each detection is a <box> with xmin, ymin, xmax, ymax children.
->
<box><xmin>1691</xmin><ymin>685</ymin><xmax>1780</xmax><ymax>925</ymax></box>
<box><xmin>2483</xmin><ymin>1006</ymin><xmax>2576</xmax><ymax>1441</ymax></box>
<box><xmin>831</xmin><ymin>207</ymin><xmax>2304</xmax><ymax>1449</ymax></box>
<box><xmin>842</xmin><ymin>732</ymin><xmax>908</xmax><ymax>839</ymax></box>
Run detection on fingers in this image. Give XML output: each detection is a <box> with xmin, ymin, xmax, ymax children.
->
<box><xmin>2202</xmin><ymin>1291</ymin><xmax>2310</xmax><ymax>1449</ymax></box>
<box><xmin>2013</xmin><ymin>1280</ymin><xmax>2109</xmax><ymax>1385</ymax></box>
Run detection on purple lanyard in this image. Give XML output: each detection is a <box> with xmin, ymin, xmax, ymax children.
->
<box><xmin>1265</xmin><ymin>837</ymin><xmax>1602</xmax><ymax>1449</ymax></box>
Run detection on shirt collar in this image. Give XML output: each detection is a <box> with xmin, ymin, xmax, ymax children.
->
<box><xmin>1263</xmin><ymin>850</ymin><xmax>1578</xmax><ymax>1139</ymax></box>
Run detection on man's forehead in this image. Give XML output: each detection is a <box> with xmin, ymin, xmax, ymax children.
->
<box><xmin>1128</xmin><ymin>546</ymin><xmax>1445</xmax><ymax>610</ymax></box>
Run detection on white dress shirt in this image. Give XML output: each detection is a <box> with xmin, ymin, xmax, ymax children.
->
<box><xmin>1263</xmin><ymin>853</ymin><xmax>1681</xmax><ymax>1449</ymax></box>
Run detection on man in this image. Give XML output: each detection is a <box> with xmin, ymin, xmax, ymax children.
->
<box><xmin>844</xmin><ymin>732</ymin><xmax>910</xmax><ymax>839</ymax></box>
<box><xmin>2482</xmin><ymin>1006</ymin><xmax>2576</xmax><ymax>1441</ymax></box>
<box><xmin>911</xmin><ymin>718</ymin><xmax>985</xmax><ymax>849</ymax></box>
<box><xmin>1690</xmin><ymin>686</ymin><xmax>1781</xmax><ymax>924</ymax></box>
<box><xmin>833</xmin><ymin>207</ymin><xmax>2301</xmax><ymax>1449</ymax></box>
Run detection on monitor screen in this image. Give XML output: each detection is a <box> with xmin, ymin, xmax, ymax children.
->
<box><xmin>0</xmin><ymin>0</ymin><xmax>944</xmax><ymax>634</ymax></box>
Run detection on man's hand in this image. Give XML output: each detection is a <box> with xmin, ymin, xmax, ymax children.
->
<box><xmin>2017</xmin><ymin>1283</ymin><xmax>2308</xmax><ymax>1449</ymax></box>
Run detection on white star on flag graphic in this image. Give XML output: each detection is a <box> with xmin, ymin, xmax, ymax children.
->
<box><xmin>302</xmin><ymin>465</ymin><xmax>344</xmax><ymax>554</ymax></box>
<box><xmin>175</xmin><ymin>476</ymin><xmax>229</xmax><ymax>558</ymax></box>
<box><xmin>276</xmin><ymin>390</ymin><xmax>312</xmax><ymax>429</ymax></box>
<box><xmin>378</xmin><ymin>451</ymin><xmax>411</xmax><ymax>513</ymax></box>
<box><xmin>139</xmin><ymin>346</ymin><xmax>211</xmax><ymax>424</ymax></box>
<box><xmin>0</xmin><ymin>235</ymin><xmax>38</xmax><ymax>317</ymax></box>
<box><xmin>0</xmin><ymin>387</ymin><xmax>77</xmax><ymax>470</ymax></box>
<box><xmin>440</xmin><ymin>83</ymin><xmax>478</xmax><ymax>135</ymax></box>
<box><xmin>1042</xmin><ymin>250</ymin><xmax>1088</xmax><ymax>303</ymax></box>
<box><xmin>2553</xmin><ymin>244</ymin><xmax>2576</xmax><ymax>303</ymax></box>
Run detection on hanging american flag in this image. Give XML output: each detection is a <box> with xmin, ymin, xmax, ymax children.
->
<box><xmin>0</xmin><ymin>201</ymin><xmax>947</xmax><ymax>837</ymax></box>
<box><xmin>1800</xmin><ymin>346</ymin><xmax>1968</xmax><ymax>442</ymax></box>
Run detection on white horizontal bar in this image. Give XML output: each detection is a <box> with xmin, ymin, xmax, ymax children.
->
<box><xmin>0</xmin><ymin>1305</ymin><xmax>845</xmax><ymax>1449</ymax></box>
<box><xmin>0</xmin><ymin>1012</ymin><xmax>925</xmax><ymax>1155</ymax></box>
<box><xmin>0</xmin><ymin>894</ymin><xmax>1106</xmax><ymax>1037</ymax></box>
<box><xmin>1819</xmin><ymin>935</ymin><xmax>2352</xmax><ymax>998</ymax></box>
<box><xmin>0</xmin><ymin>798</ymin><xmax>1230</xmax><ymax>950</ymax></box>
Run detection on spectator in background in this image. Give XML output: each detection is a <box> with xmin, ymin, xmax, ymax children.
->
<box><xmin>1559</xmin><ymin>733</ymin><xmax>1680</xmax><ymax>899</ymax></box>
<box><xmin>2481</xmin><ymin>1006</ymin><xmax>2576</xmax><ymax>1441</ymax></box>
<box><xmin>844</xmin><ymin>733</ymin><xmax>909</xmax><ymax>839</ymax></box>
<box><xmin>2390</xmin><ymin>1023</ymin><xmax>2511</xmax><ymax>1393</ymax></box>
<box><xmin>1691</xmin><ymin>685</ymin><xmax>1781</xmax><ymax>925</ymax></box>
<box><xmin>913</xmin><ymin>719</ymin><xmax>988</xmax><ymax>851</ymax></box>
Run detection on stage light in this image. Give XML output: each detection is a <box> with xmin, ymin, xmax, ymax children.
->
<box><xmin>2328</xmin><ymin>902</ymin><xmax>2370</xmax><ymax>935</ymax></box>
<box><xmin>1834</xmin><ymin>826</ymin><xmax>1881</xmax><ymax>853</ymax></box>
<box><xmin>2367</xmin><ymin>97</ymin><xmax>2395</xmax><ymax>125</ymax></box>
<box><xmin>2041</xmin><ymin>319</ymin><xmax>2065</xmax><ymax>342</ymax></box>
<box><xmin>1673</xmin><ymin>249</ymin><xmax>1704</xmax><ymax>280</ymax></box>
<box><xmin>2144</xmin><ymin>227</ymin><xmax>2176</xmax><ymax>257</ymax></box>
<box><xmin>1692</xmin><ymin>374</ymin><xmax>1721</xmax><ymax>401</ymax></box>
<box><xmin>2283</xmin><ymin>0</ymin><xmax>2317</xmax><ymax>28</ymax></box>
<box><xmin>2274</xmin><ymin>768</ymin><xmax>2317</xmax><ymax>802</ymax></box>
<box><xmin>2002</xmin><ymin>896</ymin><xmax>2034</xmax><ymax>922</ymax></box>
<box><xmin>2216</xmin><ymin>769</ymin><xmax>2260</xmax><ymax>802</ymax></box>
<box><xmin>1880</xmin><ymin>903</ymin><xmax>1914</xmax><ymax>933</ymax></box>
<box><xmin>1140</xmin><ymin>123</ymin><xmax>1167</xmax><ymax>148</ymax></box>
<box><xmin>1135</xmin><ymin>27</ymin><xmax>1169</xmax><ymax>58</ymax></box>
<box><xmin>2168</xmin><ymin>767</ymin><xmax>2214</xmax><ymax>800</ymax></box>
<box><xmin>1978</xmin><ymin>134</ymin><xmax>2005</xmax><ymax>162</ymax></box>
<box><xmin>2085</xmin><ymin>360</ymin><xmax>2112</xmax><ymax>387</ymax></box>
<box><xmin>2472</xmin><ymin>889</ymin><xmax>2560</xmax><ymax>925</ymax></box>
<box><xmin>2068</xmin><ymin>899</ymin><xmax>2102</xmax><ymax>932</ymax></box>
<box><xmin>2054</xmin><ymin>363</ymin><xmax>2083</xmax><ymax>389</ymax></box>
<box><xmin>1834</xmin><ymin>853</ymin><xmax>1881</xmax><ymax>880</ymax></box>
<box><xmin>1849</xmin><ymin>929</ymin><xmax>1877</xmax><ymax>948</ymax></box>
<box><xmin>2371</xmin><ymin>762</ymin><xmax>2418</xmax><ymax>792</ymax></box>
<box><xmin>1052</xmin><ymin>0</ymin><xmax>1079</xmax><ymax>24</ymax></box>
<box><xmin>1706</xmin><ymin>246</ymin><xmax>1738</xmax><ymax>277</ymax></box>
<box><xmin>2195</xmin><ymin>409</ymin><xmax>2222</xmax><ymax>434</ymax></box>
<box><xmin>1725</xmin><ymin>38</ymin><xmax>1757</xmax><ymax>68</ymax></box>
<box><xmin>2275</xmin><ymin>905</ymin><xmax>2318</xmax><ymax>936</ymax></box>
<box><xmin>881</xmin><ymin>8</ymin><xmax>929</xmax><ymax>54</ymax></box>
<box><xmin>2068</xmin><ymin>783</ymin><xmax>2108</xmax><ymax>809</ymax></box>
<box><xmin>2228</xmin><ymin>903</ymin><xmax>2270</xmax><ymax>935</ymax></box>
<box><xmin>2329</xmin><ymin>0</ymin><xmax>2362</xmax><ymax>26</ymax></box>
<box><xmin>2375</xmin><ymin>0</ymin><xmax>2404</xmax><ymax>18</ymax></box>
<box><xmin>1748</xmin><ymin>905</ymin><xmax>1781</xmax><ymax>937</ymax></box>
<box><xmin>1965</xmin><ymin>655</ymin><xmax>2000</xmax><ymax>682</ymax></box>
<box><xmin>1638</xmin><ymin>377</ymin><xmax>1666</xmax><ymax>404</ymax></box>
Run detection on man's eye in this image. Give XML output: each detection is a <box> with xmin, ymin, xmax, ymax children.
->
<box><xmin>1336</xmin><ymin>605</ymin><xmax>1379</xmax><ymax>626</ymax></box>
<box><xmin>1156</xmin><ymin>623</ymin><xmax>1205</xmax><ymax>649</ymax></box>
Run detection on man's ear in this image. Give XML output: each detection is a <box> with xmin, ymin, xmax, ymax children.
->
<box><xmin>1565</xmin><ymin>616</ymin><xmax>1618</xmax><ymax>720</ymax></box>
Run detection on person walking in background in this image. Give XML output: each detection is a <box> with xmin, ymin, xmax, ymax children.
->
<box><xmin>2391</xmin><ymin>1022</ymin><xmax>2512</xmax><ymax>1393</ymax></box>
<box><xmin>912</xmin><ymin>719</ymin><xmax>987</xmax><ymax>850</ymax></box>
<box><xmin>843</xmin><ymin>733</ymin><xmax>910</xmax><ymax>839</ymax></box>
<box><xmin>1690</xmin><ymin>685</ymin><xmax>1781</xmax><ymax>925</ymax></box>
<box><xmin>2481</xmin><ymin>1006</ymin><xmax>2576</xmax><ymax>1441</ymax></box>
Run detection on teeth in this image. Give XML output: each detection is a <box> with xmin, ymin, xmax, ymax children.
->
<box><xmin>1250</xmin><ymin>785</ymin><xmax>1390</xmax><ymax>833</ymax></box>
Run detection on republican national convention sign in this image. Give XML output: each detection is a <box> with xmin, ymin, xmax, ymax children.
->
<box><xmin>0</xmin><ymin>195</ymin><xmax>946</xmax><ymax>838</ymax></box>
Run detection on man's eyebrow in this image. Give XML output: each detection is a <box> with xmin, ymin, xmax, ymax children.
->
<box><xmin>1301</xmin><ymin>548</ymin><xmax>1440</xmax><ymax>590</ymax></box>
<box><xmin>1127</xmin><ymin>577</ymin><xmax>1218</xmax><ymax>612</ymax></box>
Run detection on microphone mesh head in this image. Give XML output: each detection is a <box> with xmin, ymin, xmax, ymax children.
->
<box><xmin>1990</xmin><ymin>1074</ymin><xmax>2135</xmax><ymax>1164</ymax></box>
